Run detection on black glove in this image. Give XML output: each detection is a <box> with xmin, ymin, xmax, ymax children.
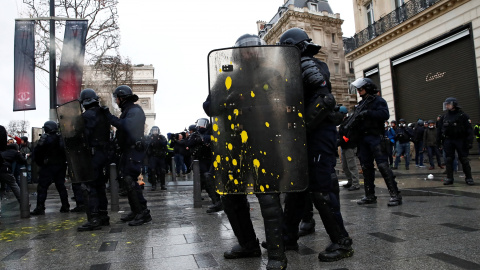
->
<box><xmin>358</xmin><ymin>110</ymin><xmax>368</xmax><ymax>118</ymax></box>
<box><xmin>101</xmin><ymin>106</ymin><xmax>111</xmax><ymax>114</ymax></box>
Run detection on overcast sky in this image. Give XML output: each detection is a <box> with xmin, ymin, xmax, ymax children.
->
<box><xmin>0</xmin><ymin>0</ymin><xmax>355</xmax><ymax>138</ymax></box>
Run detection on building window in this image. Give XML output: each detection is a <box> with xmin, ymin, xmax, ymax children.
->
<box><xmin>348</xmin><ymin>61</ymin><xmax>354</xmax><ymax>74</ymax></box>
<box><xmin>395</xmin><ymin>0</ymin><xmax>405</xmax><ymax>9</ymax></box>
<box><xmin>334</xmin><ymin>63</ymin><xmax>340</xmax><ymax>74</ymax></box>
<box><xmin>310</xmin><ymin>3</ymin><xmax>317</xmax><ymax>12</ymax></box>
<box><xmin>332</xmin><ymin>33</ymin><xmax>336</xmax><ymax>43</ymax></box>
<box><xmin>366</xmin><ymin>2</ymin><xmax>374</xmax><ymax>26</ymax></box>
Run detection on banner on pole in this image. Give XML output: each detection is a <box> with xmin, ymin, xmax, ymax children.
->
<box><xmin>56</xmin><ymin>20</ymin><xmax>88</xmax><ymax>106</ymax></box>
<box><xmin>13</xmin><ymin>21</ymin><xmax>36</xmax><ymax>111</ymax></box>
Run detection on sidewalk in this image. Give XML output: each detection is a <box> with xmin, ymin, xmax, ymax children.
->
<box><xmin>0</xmin><ymin>168</ymin><xmax>479</xmax><ymax>269</ymax></box>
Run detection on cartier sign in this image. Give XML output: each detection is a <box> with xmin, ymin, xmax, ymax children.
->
<box><xmin>426</xmin><ymin>72</ymin><xmax>446</xmax><ymax>82</ymax></box>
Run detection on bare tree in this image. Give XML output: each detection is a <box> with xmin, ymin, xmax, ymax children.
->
<box><xmin>82</xmin><ymin>54</ymin><xmax>133</xmax><ymax>115</ymax></box>
<box><xmin>22</xmin><ymin>0</ymin><xmax>120</xmax><ymax>72</ymax></box>
<box><xmin>7</xmin><ymin>120</ymin><xmax>30</xmax><ymax>138</ymax></box>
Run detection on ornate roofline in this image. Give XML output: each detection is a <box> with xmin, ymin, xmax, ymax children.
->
<box><xmin>346</xmin><ymin>0</ymin><xmax>470</xmax><ymax>60</ymax></box>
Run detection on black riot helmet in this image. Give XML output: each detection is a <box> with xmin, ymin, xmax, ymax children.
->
<box><xmin>196</xmin><ymin>118</ymin><xmax>209</xmax><ymax>128</ymax></box>
<box><xmin>113</xmin><ymin>85</ymin><xmax>139</xmax><ymax>103</ymax></box>
<box><xmin>79</xmin><ymin>88</ymin><xmax>99</xmax><ymax>107</ymax></box>
<box><xmin>351</xmin><ymin>78</ymin><xmax>379</xmax><ymax>95</ymax></box>
<box><xmin>150</xmin><ymin>126</ymin><xmax>160</xmax><ymax>135</ymax></box>
<box><xmin>43</xmin><ymin>121</ymin><xmax>58</xmax><ymax>134</ymax></box>
<box><xmin>188</xmin><ymin>125</ymin><xmax>197</xmax><ymax>132</ymax></box>
<box><xmin>234</xmin><ymin>34</ymin><xmax>266</xmax><ymax>47</ymax></box>
<box><xmin>279</xmin><ymin>28</ymin><xmax>321</xmax><ymax>56</ymax></box>
<box><xmin>417</xmin><ymin>119</ymin><xmax>424</xmax><ymax>126</ymax></box>
<box><xmin>427</xmin><ymin>120</ymin><xmax>435</xmax><ymax>124</ymax></box>
<box><xmin>443</xmin><ymin>97</ymin><xmax>459</xmax><ymax>111</ymax></box>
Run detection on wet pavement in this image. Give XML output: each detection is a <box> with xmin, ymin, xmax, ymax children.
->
<box><xmin>1</xmin><ymin>157</ymin><xmax>480</xmax><ymax>270</ymax></box>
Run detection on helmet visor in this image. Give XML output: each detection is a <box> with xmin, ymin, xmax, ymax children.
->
<box><xmin>351</xmin><ymin>78</ymin><xmax>367</xmax><ymax>89</ymax></box>
<box><xmin>234</xmin><ymin>37</ymin><xmax>266</xmax><ymax>47</ymax></box>
<box><xmin>196</xmin><ymin>118</ymin><xmax>209</xmax><ymax>128</ymax></box>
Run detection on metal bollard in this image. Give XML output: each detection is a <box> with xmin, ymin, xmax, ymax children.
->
<box><xmin>193</xmin><ymin>160</ymin><xmax>202</xmax><ymax>208</ymax></box>
<box><xmin>20</xmin><ymin>167</ymin><xmax>30</xmax><ymax>218</ymax></box>
<box><xmin>109</xmin><ymin>163</ymin><xmax>119</xmax><ymax>212</ymax></box>
<box><xmin>171</xmin><ymin>157</ymin><xmax>176</xmax><ymax>182</ymax></box>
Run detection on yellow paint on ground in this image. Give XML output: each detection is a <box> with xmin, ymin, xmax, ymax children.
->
<box><xmin>213</xmin><ymin>124</ymin><xmax>218</xmax><ymax>132</ymax></box>
<box><xmin>232</xmin><ymin>159</ymin><xmax>238</xmax><ymax>166</ymax></box>
<box><xmin>234</xmin><ymin>109</ymin><xmax>239</xmax><ymax>116</ymax></box>
<box><xmin>216</xmin><ymin>155</ymin><xmax>221</xmax><ymax>163</ymax></box>
<box><xmin>228</xmin><ymin>143</ymin><xmax>233</xmax><ymax>150</ymax></box>
<box><xmin>263</xmin><ymin>84</ymin><xmax>269</xmax><ymax>90</ymax></box>
<box><xmin>265</xmin><ymin>122</ymin><xmax>270</xmax><ymax>127</ymax></box>
<box><xmin>251</xmin><ymin>91</ymin><xmax>255</xmax><ymax>98</ymax></box>
<box><xmin>234</xmin><ymin>179</ymin><xmax>239</xmax><ymax>185</ymax></box>
<box><xmin>298</xmin><ymin>112</ymin><xmax>303</xmax><ymax>118</ymax></box>
<box><xmin>260</xmin><ymin>185</ymin><xmax>265</xmax><ymax>192</ymax></box>
<box><xmin>287</xmin><ymin>156</ymin><xmax>292</xmax><ymax>161</ymax></box>
<box><xmin>228</xmin><ymin>115</ymin><xmax>232</xmax><ymax>120</ymax></box>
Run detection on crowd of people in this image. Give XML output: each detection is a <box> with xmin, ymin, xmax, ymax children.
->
<box><xmin>0</xmin><ymin>27</ymin><xmax>478</xmax><ymax>270</ymax></box>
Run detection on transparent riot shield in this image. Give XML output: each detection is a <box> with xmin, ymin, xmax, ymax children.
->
<box><xmin>56</xmin><ymin>100</ymin><xmax>94</xmax><ymax>183</ymax></box>
<box><xmin>208</xmin><ymin>45</ymin><xmax>308</xmax><ymax>194</ymax></box>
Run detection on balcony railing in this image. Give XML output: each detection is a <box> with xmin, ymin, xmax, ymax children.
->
<box><xmin>344</xmin><ymin>0</ymin><xmax>443</xmax><ymax>54</ymax></box>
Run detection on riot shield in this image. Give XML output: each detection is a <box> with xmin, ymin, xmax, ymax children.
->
<box><xmin>56</xmin><ymin>100</ymin><xmax>95</xmax><ymax>183</ymax></box>
<box><xmin>207</xmin><ymin>45</ymin><xmax>308</xmax><ymax>194</ymax></box>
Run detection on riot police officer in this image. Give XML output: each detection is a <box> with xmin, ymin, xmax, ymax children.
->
<box><xmin>31</xmin><ymin>121</ymin><xmax>70</xmax><ymax>215</ymax></box>
<box><xmin>345</xmin><ymin>78</ymin><xmax>402</xmax><ymax>206</ymax></box>
<box><xmin>205</xmin><ymin>34</ymin><xmax>287</xmax><ymax>270</ymax></box>
<box><xmin>103</xmin><ymin>85</ymin><xmax>152</xmax><ymax>226</ymax></box>
<box><xmin>76</xmin><ymin>89</ymin><xmax>111</xmax><ymax>231</ymax></box>
<box><xmin>146</xmin><ymin>126</ymin><xmax>168</xmax><ymax>191</ymax></box>
<box><xmin>279</xmin><ymin>27</ymin><xmax>353</xmax><ymax>262</ymax></box>
<box><xmin>437</xmin><ymin>97</ymin><xmax>474</xmax><ymax>185</ymax></box>
<box><xmin>186</xmin><ymin>119</ymin><xmax>222</xmax><ymax>213</ymax></box>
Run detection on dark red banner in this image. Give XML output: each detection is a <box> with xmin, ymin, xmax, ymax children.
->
<box><xmin>56</xmin><ymin>20</ymin><xmax>88</xmax><ymax>106</ymax></box>
<box><xmin>13</xmin><ymin>21</ymin><xmax>36</xmax><ymax>111</ymax></box>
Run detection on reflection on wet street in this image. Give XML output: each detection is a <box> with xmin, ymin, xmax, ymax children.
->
<box><xmin>1</xmin><ymin>166</ymin><xmax>480</xmax><ymax>269</ymax></box>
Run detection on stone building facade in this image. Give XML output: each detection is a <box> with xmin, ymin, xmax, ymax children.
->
<box><xmin>344</xmin><ymin>0</ymin><xmax>480</xmax><ymax>127</ymax></box>
<box><xmin>82</xmin><ymin>64</ymin><xmax>158</xmax><ymax>132</ymax></box>
<box><xmin>257</xmin><ymin>0</ymin><xmax>357</xmax><ymax>110</ymax></box>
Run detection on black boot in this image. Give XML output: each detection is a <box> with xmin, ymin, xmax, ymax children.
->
<box><xmin>299</xmin><ymin>218</ymin><xmax>316</xmax><ymax>237</ymax></box>
<box><xmin>257</xmin><ymin>194</ymin><xmax>287</xmax><ymax>270</ymax></box>
<box><xmin>444</xmin><ymin>157</ymin><xmax>455</xmax><ymax>185</ymax></box>
<box><xmin>224</xmin><ymin>239</ymin><xmax>261</xmax><ymax>259</ymax></box>
<box><xmin>311</xmin><ymin>192</ymin><xmax>353</xmax><ymax>262</ymax></box>
<box><xmin>120</xmin><ymin>211</ymin><xmax>136</xmax><ymax>222</ymax></box>
<box><xmin>30</xmin><ymin>205</ymin><xmax>45</xmax><ymax>215</ymax></box>
<box><xmin>60</xmin><ymin>205</ymin><xmax>70</xmax><ymax>213</ymax></box>
<box><xmin>318</xmin><ymin>237</ymin><xmax>354</xmax><ymax>262</ymax></box>
<box><xmin>70</xmin><ymin>205</ymin><xmax>85</xmax><ymax>213</ymax></box>
<box><xmin>77</xmin><ymin>213</ymin><xmax>102</xmax><ymax>231</ymax></box>
<box><xmin>206</xmin><ymin>200</ymin><xmax>223</xmax><ymax>213</ymax></box>
<box><xmin>128</xmin><ymin>207</ymin><xmax>152</xmax><ymax>226</ymax></box>
<box><xmin>358</xmin><ymin>167</ymin><xmax>377</xmax><ymax>205</ymax></box>
<box><xmin>459</xmin><ymin>157</ymin><xmax>474</xmax><ymax>185</ymax></box>
<box><xmin>151</xmin><ymin>183</ymin><xmax>156</xmax><ymax>191</ymax></box>
<box><xmin>357</xmin><ymin>196</ymin><xmax>377</xmax><ymax>205</ymax></box>
<box><xmin>99</xmin><ymin>210</ymin><xmax>110</xmax><ymax>226</ymax></box>
<box><xmin>377</xmin><ymin>163</ymin><xmax>402</xmax><ymax>207</ymax></box>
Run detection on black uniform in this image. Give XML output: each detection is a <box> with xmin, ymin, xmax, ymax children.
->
<box><xmin>186</xmin><ymin>127</ymin><xmax>221</xmax><ymax>211</ymax></box>
<box><xmin>31</xmin><ymin>131</ymin><xmax>69</xmax><ymax>214</ymax></box>
<box><xmin>353</xmin><ymin>93</ymin><xmax>402</xmax><ymax>206</ymax></box>
<box><xmin>76</xmin><ymin>105</ymin><xmax>111</xmax><ymax>230</ymax></box>
<box><xmin>147</xmin><ymin>133</ymin><xmax>168</xmax><ymax>190</ymax></box>
<box><xmin>106</xmin><ymin>99</ymin><xmax>152</xmax><ymax>226</ymax></box>
<box><xmin>437</xmin><ymin>108</ymin><xmax>474</xmax><ymax>185</ymax></box>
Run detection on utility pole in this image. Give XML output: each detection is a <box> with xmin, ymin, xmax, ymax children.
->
<box><xmin>49</xmin><ymin>0</ymin><xmax>56</xmax><ymax>121</ymax></box>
